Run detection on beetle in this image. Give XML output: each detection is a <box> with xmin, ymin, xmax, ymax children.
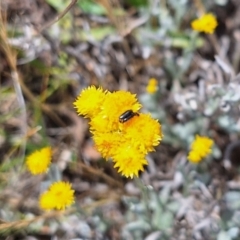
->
<box><xmin>119</xmin><ymin>110</ymin><xmax>139</xmax><ymax>123</ymax></box>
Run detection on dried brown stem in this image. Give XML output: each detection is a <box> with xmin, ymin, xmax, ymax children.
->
<box><xmin>193</xmin><ymin>0</ymin><xmax>206</xmax><ymax>16</ymax></box>
<box><xmin>38</xmin><ymin>0</ymin><xmax>78</xmax><ymax>33</ymax></box>
<box><xmin>0</xmin><ymin>9</ymin><xmax>27</xmax><ymax>162</ymax></box>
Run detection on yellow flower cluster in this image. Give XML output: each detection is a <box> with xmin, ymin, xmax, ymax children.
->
<box><xmin>39</xmin><ymin>181</ymin><xmax>75</xmax><ymax>210</ymax></box>
<box><xmin>26</xmin><ymin>147</ymin><xmax>52</xmax><ymax>175</ymax></box>
<box><xmin>191</xmin><ymin>13</ymin><xmax>218</xmax><ymax>34</ymax></box>
<box><xmin>26</xmin><ymin>148</ymin><xmax>75</xmax><ymax>210</ymax></box>
<box><xmin>188</xmin><ymin>135</ymin><xmax>214</xmax><ymax>163</ymax></box>
<box><xmin>146</xmin><ymin>78</ymin><xmax>158</xmax><ymax>94</ymax></box>
<box><xmin>74</xmin><ymin>86</ymin><xmax>163</xmax><ymax>178</ymax></box>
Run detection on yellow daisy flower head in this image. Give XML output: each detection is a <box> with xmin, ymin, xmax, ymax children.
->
<box><xmin>73</xmin><ymin>86</ymin><xmax>107</xmax><ymax>118</ymax></box>
<box><xmin>113</xmin><ymin>145</ymin><xmax>148</xmax><ymax>178</ymax></box>
<box><xmin>39</xmin><ymin>191</ymin><xmax>55</xmax><ymax>210</ymax></box>
<box><xmin>191</xmin><ymin>13</ymin><xmax>218</xmax><ymax>34</ymax></box>
<box><xmin>93</xmin><ymin>91</ymin><xmax>142</xmax><ymax>132</ymax></box>
<box><xmin>188</xmin><ymin>135</ymin><xmax>214</xmax><ymax>163</ymax></box>
<box><xmin>146</xmin><ymin>78</ymin><xmax>158</xmax><ymax>94</ymax></box>
<box><xmin>26</xmin><ymin>147</ymin><xmax>52</xmax><ymax>175</ymax></box>
<box><xmin>39</xmin><ymin>181</ymin><xmax>75</xmax><ymax>210</ymax></box>
<box><xmin>73</xmin><ymin>86</ymin><xmax>163</xmax><ymax>178</ymax></box>
<box><xmin>123</xmin><ymin>113</ymin><xmax>163</xmax><ymax>154</ymax></box>
<box><xmin>89</xmin><ymin>114</ymin><xmax>113</xmax><ymax>133</ymax></box>
<box><xmin>92</xmin><ymin>132</ymin><xmax>123</xmax><ymax>159</ymax></box>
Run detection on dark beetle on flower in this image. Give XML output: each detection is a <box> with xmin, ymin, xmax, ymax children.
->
<box><xmin>119</xmin><ymin>110</ymin><xmax>139</xmax><ymax>123</ymax></box>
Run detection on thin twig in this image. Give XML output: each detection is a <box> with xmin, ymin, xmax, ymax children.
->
<box><xmin>193</xmin><ymin>0</ymin><xmax>205</xmax><ymax>16</ymax></box>
<box><xmin>0</xmin><ymin>210</ymin><xmax>69</xmax><ymax>231</ymax></box>
<box><xmin>207</xmin><ymin>34</ymin><xmax>220</xmax><ymax>55</ymax></box>
<box><xmin>71</xmin><ymin>162</ymin><xmax>124</xmax><ymax>189</ymax></box>
<box><xmin>0</xmin><ymin>10</ymin><xmax>27</xmax><ymax>165</ymax></box>
<box><xmin>38</xmin><ymin>0</ymin><xmax>78</xmax><ymax>33</ymax></box>
<box><xmin>0</xmin><ymin>196</ymin><xmax>121</xmax><ymax>231</ymax></box>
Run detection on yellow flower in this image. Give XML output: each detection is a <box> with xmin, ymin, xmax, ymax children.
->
<box><xmin>88</xmin><ymin>91</ymin><xmax>141</xmax><ymax>134</ymax></box>
<box><xmin>73</xmin><ymin>86</ymin><xmax>163</xmax><ymax>178</ymax></box>
<box><xmin>188</xmin><ymin>135</ymin><xmax>214</xmax><ymax>163</ymax></box>
<box><xmin>92</xmin><ymin>113</ymin><xmax>162</xmax><ymax>178</ymax></box>
<box><xmin>191</xmin><ymin>13</ymin><xmax>218</xmax><ymax>34</ymax></box>
<box><xmin>73</xmin><ymin>86</ymin><xmax>107</xmax><ymax>118</ymax></box>
<box><xmin>123</xmin><ymin>113</ymin><xmax>163</xmax><ymax>154</ymax></box>
<box><xmin>146</xmin><ymin>78</ymin><xmax>158</xmax><ymax>94</ymax></box>
<box><xmin>39</xmin><ymin>181</ymin><xmax>75</xmax><ymax>210</ymax></box>
<box><xmin>92</xmin><ymin>132</ymin><xmax>123</xmax><ymax>159</ymax></box>
<box><xmin>26</xmin><ymin>147</ymin><xmax>52</xmax><ymax>175</ymax></box>
<box><xmin>113</xmin><ymin>145</ymin><xmax>148</xmax><ymax>178</ymax></box>
<box><xmin>39</xmin><ymin>191</ymin><xmax>55</xmax><ymax>210</ymax></box>
<box><xmin>95</xmin><ymin>91</ymin><xmax>141</xmax><ymax>132</ymax></box>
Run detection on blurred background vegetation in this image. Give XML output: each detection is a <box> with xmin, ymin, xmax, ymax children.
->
<box><xmin>1</xmin><ymin>0</ymin><xmax>240</xmax><ymax>239</ymax></box>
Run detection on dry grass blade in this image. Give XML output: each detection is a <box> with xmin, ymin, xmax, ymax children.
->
<box><xmin>37</xmin><ymin>0</ymin><xmax>78</xmax><ymax>33</ymax></box>
<box><xmin>0</xmin><ymin>8</ymin><xmax>27</xmax><ymax>163</ymax></box>
<box><xmin>100</xmin><ymin>0</ymin><xmax>147</xmax><ymax>36</ymax></box>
